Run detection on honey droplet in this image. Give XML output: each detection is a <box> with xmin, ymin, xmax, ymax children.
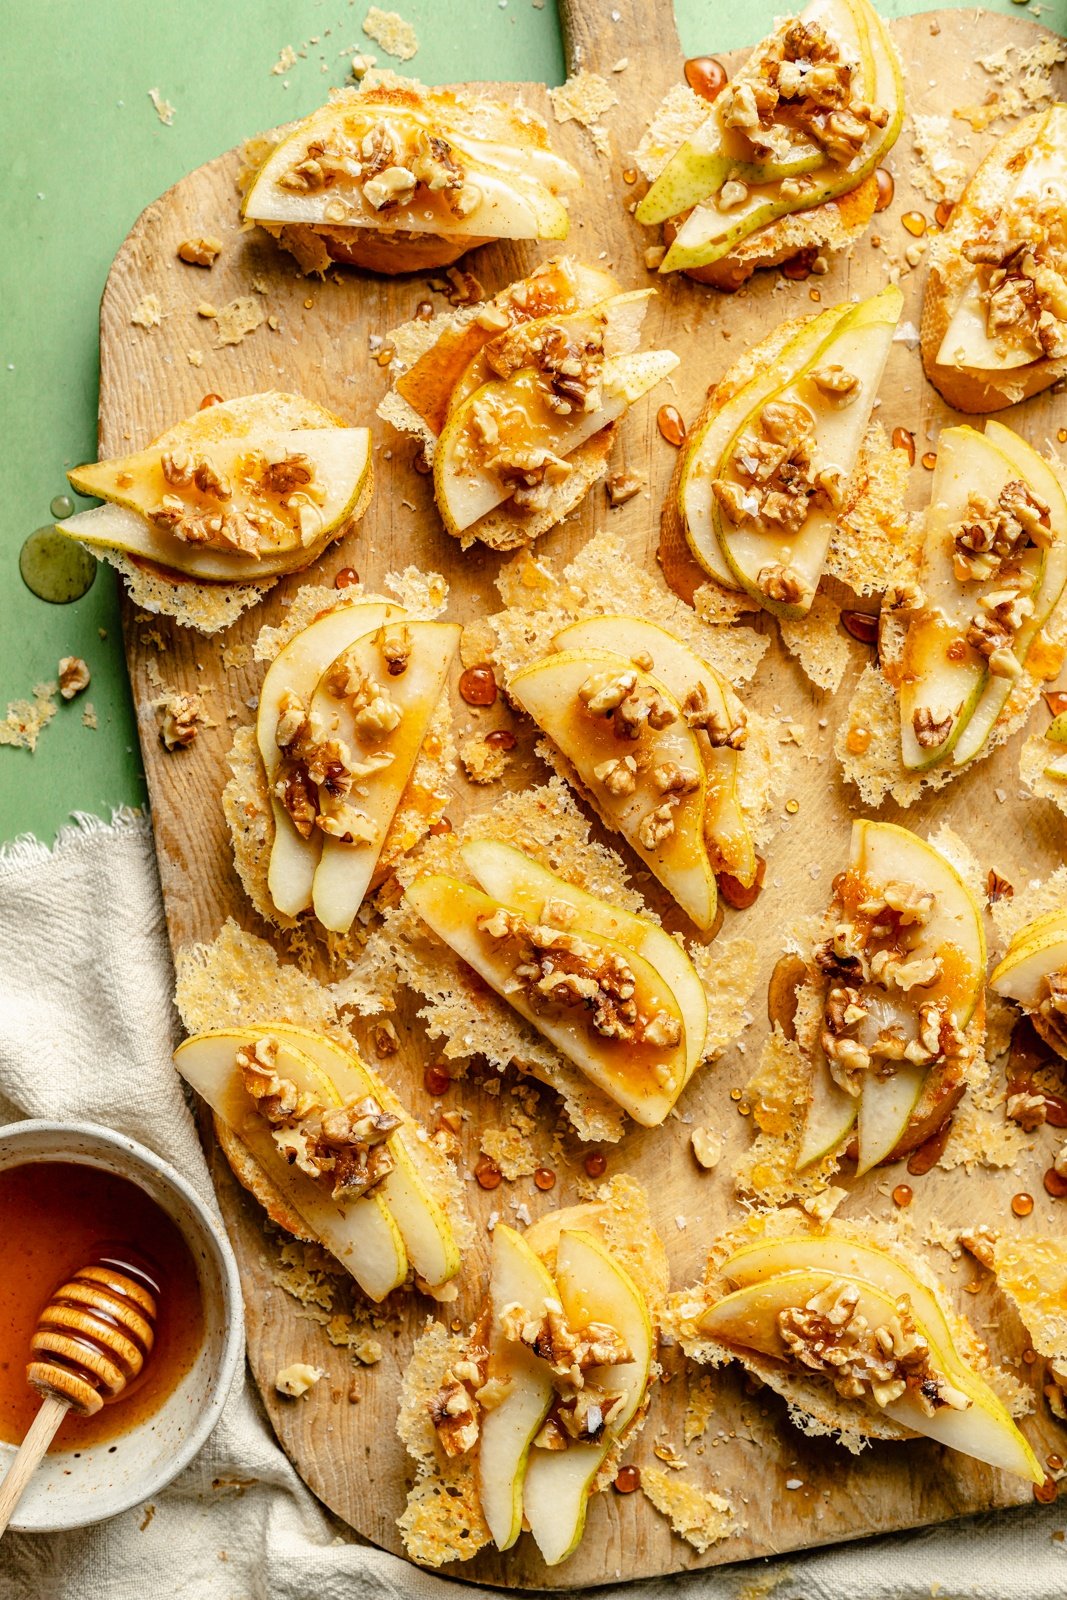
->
<box><xmin>846</xmin><ymin>725</ymin><xmax>871</xmax><ymax>755</ymax></box>
<box><xmin>1059</xmin><ymin>428</ymin><xmax>1067</xmax><ymax>445</ymax></box>
<box><xmin>729</xmin><ymin>1087</ymin><xmax>742</xmax><ymax>1102</ymax></box>
<box><xmin>901</xmin><ymin>211</ymin><xmax>927</xmax><ymax>237</ymax></box>
<box><xmin>424</xmin><ymin>1062</ymin><xmax>451</xmax><ymax>1096</ymax></box>
<box><xmin>485</xmin><ymin>728</ymin><xmax>516</xmax><ymax>749</ymax></box>
<box><xmin>808</xmin><ymin>287</ymin><xmax>822</xmax><ymax>302</ymax></box>
<box><xmin>1023</xmin><ymin>1348</ymin><xmax>1038</xmax><ymax>1364</ymax></box>
<box><xmin>891</xmin><ymin>426</ymin><xmax>916</xmax><ymax>466</ymax></box>
<box><xmin>413</xmin><ymin>443</ymin><xmax>433</xmax><ymax>476</ymax></box>
<box><xmin>584</xmin><ymin>1151</ymin><xmax>607</xmax><ymax>1179</ymax></box>
<box><xmin>428</xmin><ymin>815</ymin><xmax>454</xmax><ymax>837</ymax></box>
<box><xmin>458</xmin><ymin>664</ymin><xmax>498</xmax><ymax>707</ymax></box>
<box><xmin>334</xmin><ymin>566</ymin><xmax>360</xmax><ymax>589</ymax></box>
<box><xmin>1011</xmin><ymin>1191</ymin><xmax>1035</xmax><ymax>1218</ymax></box>
<box><xmin>934</xmin><ymin>199</ymin><xmax>954</xmax><ymax>229</ymax></box>
<box><xmin>533</xmin><ymin>1167</ymin><xmax>556</xmax><ymax>1192</ymax></box>
<box><xmin>737</xmin><ymin>1100</ymin><xmax>752</xmax><ymax>1117</ymax></box>
<box><xmin>683</xmin><ymin>56</ymin><xmax>727</xmax><ymax>103</ymax></box>
<box><xmin>874</xmin><ymin>168</ymin><xmax>895</xmax><ymax>212</ymax></box>
<box><xmin>785</xmin><ymin>798</ymin><xmax>800</xmax><ymax>815</ymax></box>
<box><xmin>657</xmin><ymin>405</ymin><xmax>686</xmax><ymax>447</ymax></box>
<box><xmin>199</xmin><ymin>392</ymin><xmax>223</xmax><ymax>409</ymax></box>
<box><xmin>19</xmin><ymin>527</ymin><xmax>97</xmax><ymax>604</ymax></box>
<box><xmin>1049</xmin><ymin>1453</ymin><xmax>1065</xmax><ymax>1472</ymax></box>
<box><xmin>1044</xmin><ymin>690</ymin><xmax>1067</xmax><ymax>716</ymax></box>
<box><xmin>842</xmin><ymin>610</ymin><xmax>879</xmax><ymax>646</ymax></box>
<box><xmin>414</xmin><ymin>300</ymin><xmax>434</xmax><ymax>321</ymax></box>
<box><xmin>892</xmin><ymin>1183</ymin><xmax>913</xmax><ymax>1207</ymax></box>
<box><xmin>906</xmin><ymin>1117</ymin><xmax>954</xmax><ymax>1176</ymax></box>
<box><xmin>719</xmin><ymin>855</ymin><xmax>766</xmax><ymax>910</ymax></box>
<box><xmin>781</xmin><ymin>249</ymin><xmax>817</xmax><ymax>281</ymax></box>
<box><xmin>622</xmin><ymin>167</ymin><xmax>638</xmax><ymax>185</ymax></box>
<box><xmin>1034</xmin><ymin>1475</ymin><xmax>1059</xmax><ymax>1505</ymax></box>
<box><xmin>614</xmin><ymin>1464</ymin><xmax>641</xmax><ymax>1494</ymax></box>
<box><xmin>1044</xmin><ymin>1166</ymin><xmax>1067</xmax><ymax>1199</ymax></box>
<box><xmin>475</xmin><ymin>1156</ymin><xmax>502</xmax><ymax>1190</ymax></box>
<box><xmin>50</xmin><ymin>493</ymin><xmax>74</xmax><ymax>520</ymax></box>
<box><xmin>1043</xmin><ymin>1090</ymin><xmax>1067</xmax><ymax>1129</ymax></box>
<box><xmin>375</xmin><ymin>346</ymin><xmax>395</xmax><ymax>368</ymax></box>
<box><xmin>921</xmin><ymin>451</ymin><xmax>937</xmax><ymax>470</ymax></box>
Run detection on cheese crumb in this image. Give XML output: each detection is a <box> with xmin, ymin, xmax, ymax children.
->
<box><xmin>275</xmin><ymin>1362</ymin><xmax>325</xmax><ymax>1397</ymax></box>
<box><xmin>362</xmin><ymin>6</ymin><xmax>419</xmax><ymax>61</ymax></box>
<box><xmin>549</xmin><ymin>71</ymin><xmax>618</xmax><ymax>157</ymax></box>
<box><xmin>130</xmin><ymin>293</ymin><xmax>162</xmax><ymax>330</ymax></box>
<box><xmin>147</xmin><ymin>88</ymin><xmax>175</xmax><ymax>126</ymax></box>
<box><xmin>0</xmin><ymin>682</ymin><xmax>58</xmax><ymax>752</ymax></box>
<box><xmin>642</xmin><ymin>1465</ymin><xmax>737</xmax><ymax>1552</ymax></box>
<box><xmin>271</xmin><ymin>45</ymin><xmax>297</xmax><ymax>75</ymax></box>
<box><xmin>211</xmin><ymin>297</ymin><xmax>265</xmax><ymax>348</ymax></box>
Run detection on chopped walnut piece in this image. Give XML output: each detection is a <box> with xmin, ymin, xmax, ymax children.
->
<box><xmin>810</xmin><ymin>364</ymin><xmax>860</xmax><ymax>402</ymax></box>
<box><xmin>1006</xmin><ymin>1090</ymin><xmax>1047</xmax><ymax>1130</ymax></box>
<box><xmin>429</xmin><ymin>1372</ymin><xmax>481</xmax><ymax>1457</ymax></box>
<box><xmin>682</xmin><ymin>682</ymin><xmax>747</xmax><ymax>749</ymax></box>
<box><xmin>690</xmin><ymin>1126</ymin><xmax>723</xmax><ymax>1169</ymax></box>
<box><xmin>757</xmin><ymin>563</ymin><xmax>812</xmax><ymax>607</ymax></box>
<box><xmin>262</xmin><ymin>454</ymin><xmax>314</xmax><ymax>496</ymax></box>
<box><xmin>376</xmin><ymin>620</ymin><xmax>413</xmax><ymax>676</ymax></box>
<box><xmin>177</xmin><ymin>235</ymin><xmax>223</xmax><ymax>267</ymax></box>
<box><xmin>593</xmin><ymin>754</ymin><xmax>638</xmax><ymax>796</ymax></box>
<box><xmin>638</xmin><ymin>800</ymin><xmax>677</xmax><ymax>850</ymax></box>
<box><xmin>957</xmin><ymin>1225</ymin><xmax>999</xmax><ymax>1269</ymax></box>
<box><xmin>501</xmin><ymin>1296</ymin><xmax>632</xmax><ymax>1387</ymax></box>
<box><xmin>160</xmin><ymin>691</ymin><xmax>206</xmax><ymax>750</ymax></box>
<box><xmin>58</xmin><ymin>657</ymin><xmax>90</xmax><ymax>700</ymax></box>
<box><xmin>606</xmin><ymin>470</ymin><xmax>644</xmax><ymax>507</ymax></box>
<box><xmin>275</xmin><ymin>1362</ymin><xmax>325</xmax><ymax>1397</ymax></box>
<box><xmin>579</xmin><ymin>667</ymin><xmax>638</xmax><ymax>715</ymax></box>
<box><xmin>237</xmin><ymin>1036</ymin><xmax>318</xmax><ymax>1124</ymax></box>
<box><xmin>364</xmin><ymin>164</ymin><xmax>418</xmax><ymax>211</ymax></box>
<box><xmin>801</xmin><ymin>1186</ymin><xmax>849</xmax><ymax>1224</ymax></box>
<box><xmin>912</xmin><ymin>705</ymin><xmax>954</xmax><ymax>749</ymax></box>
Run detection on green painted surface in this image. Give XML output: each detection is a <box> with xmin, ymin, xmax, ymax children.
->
<box><xmin>0</xmin><ymin>0</ymin><xmax>1059</xmax><ymax>842</ymax></box>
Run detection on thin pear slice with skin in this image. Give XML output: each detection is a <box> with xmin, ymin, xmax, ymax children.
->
<box><xmin>950</xmin><ymin>420</ymin><xmax>1067</xmax><ymax>768</ymax></box>
<box><xmin>173</xmin><ymin>1030</ymin><xmax>407</xmax><ymax>1301</ymax></box>
<box><xmin>479</xmin><ymin>1225</ymin><xmax>559</xmax><ymax>1551</ymax></box>
<box><xmin>637</xmin><ymin>0</ymin><xmax>873</xmax><ymax>228</ymax></box>
<box><xmin>991</xmin><ymin>923</ymin><xmax>1067</xmax><ymax>1008</ymax></box>
<box><xmin>253</xmin><ymin>1023</ymin><xmax>460</xmax><ymax>1287</ymax></box>
<box><xmin>435</xmin><ymin>347</ymin><xmax>678</xmax><ymax>536</ymax></box>
<box><xmin>661</xmin><ymin>0</ymin><xmax>903</xmax><ymax>273</ymax></box>
<box><xmin>509</xmin><ymin>648</ymin><xmax>718</xmax><ymax>929</ymax></box>
<box><xmin>713</xmin><ymin>286</ymin><xmax>902</xmax><ymax>619</ymax></box>
<box><xmin>899</xmin><ymin>425</ymin><xmax>1024</xmax><ymax>770</ymax></box>
<box><xmin>699</xmin><ymin>1269</ymin><xmax>1043</xmax><ymax>1482</ymax></box>
<box><xmin>257</xmin><ymin>602</ymin><xmax>405</xmax><ymax>917</ymax></box>
<box><xmin>679</xmin><ymin>302</ymin><xmax>855</xmax><ymax>589</ymax></box>
<box><xmin>523</xmin><ymin>1229</ymin><xmax>653</xmax><ymax>1566</ymax></box>
<box><xmin>855</xmin><ymin>1063</ymin><xmax>926</xmax><ymax>1177</ymax></box>
<box><xmin>797</xmin><ymin>1048</ymin><xmax>857</xmax><ymax>1171</ymax></box>
<box><xmin>308</xmin><ymin>620</ymin><xmax>461</xmax><ymax>933</ymax></box>
<box><xmin>552</xmin><ymin>615</ymin><xmax>756</xmax><ymax>885</ymax></box>
<box><xmin>459</xmin><ymin>839</ymin><xmax>708</xmax><ymax>1080</ymax></box>
<box><xmin>408</xmin><ymin>874</ymin><xmax>689</xmax><ymax>1126</ymax></box>
<box><xmin>61</xmin><ymin>429</ymin><xmax>373</xmax><ymax>582</ymax></box>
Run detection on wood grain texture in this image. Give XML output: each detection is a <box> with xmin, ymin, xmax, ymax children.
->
<box><xmin>98</xmin><ymin>5</ymin><xmax>1067</xmax><ymax>1585</ymax></box>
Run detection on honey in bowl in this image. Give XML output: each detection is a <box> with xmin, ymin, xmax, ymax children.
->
<box><xmin>0</xmin><ymin>1162</ymin><xmax>205</xmax><ymax>1451</ymax></box>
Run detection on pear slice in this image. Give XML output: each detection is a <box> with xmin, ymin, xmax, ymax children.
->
<box><xmin>854</xmin><ymin>1063</ymin><xmax>925</xmax><ymax>1176</ymax></box>
<box><xmin>661</xmin><ymin>0</ymin><xmax>903</xmax><ymax>273</ymax></box>
<box><xmin>711</xmin><ymin>285</ymin><xmax>902</xmax><ymax>618</ymax></box>
<box><xmin>552</xmin><ymin>615</ymin><xmax>757</xmax><ymax>885</ymax></box>
<box><xmin>479</xmin><ymin>1225</ymin><xmax>559</xmax><ymax>1550</ymax></box>
<box><xmin>1043</xmin><ymin>753</ymin><xmax>1067</xmax><ymax>779</ymax></box>
<box><xmin>62</xmin><ymin>425</ymin><xmax>372</xmax><ymax>582</ymax></box>
<box><xmin>435</xmin><ymin>326</ymin><xmax>678</xmax><ymax>536</ymax></box>
<box><xmin>700</xmin><ymin>1268</ymin><xmax>1043</xmax><ymax>1482</ymax></box>
<box><xmin>950</xmin><ymin>421</ymin><xmax>1067</xmax><ymax>768</ymax></box>
<box><xmin>308</xmin><ymin>620</ymin><xmax>461</xmax><ymax>933</ymax></box>
<box><xmin>459</xmin><ymin>838</ymin><xmax>709</xmax><ymax>1080</ymax></box>
<box><xmin>679</xmin><ymin>301</ymin><xmax>855</xmax><ymax>588</ymax></box>
<box><xmin>509</xmin><ymin>648</ymin><xmax>718</xmax><ymax>929</ymax></box>
<box><xmin>991</xmin><ymin>916</ymin><xmax>1067</xmax><ymax>1007</ymax></box>
<box><xmin>797</xmin><ymin>1047</ymin><xmax>857</xmax><ymax>1171</ymax></box>
<box><xmin>243</xmin><ymin>97</ymin><xmax>577</xmax><ymax>243</ymax></box>
<box><xmin>523</xmin><ymin>1229</ymin><xmax>653</xmax><ymax>1566</ymax></box>
<box><xmin>257</xmin><ymin>602</ymin><xmax>406</xmax><ymax>917</ymax></box>
<box><xmin>173</xmin><ymin>1030</ymin><xmax>407</xmax><ymax>1301</ymax></box>
<box><xmin>254</xmin><ymin>1023</ymin><xmax>460</xmax><ymax>1287</ymax></box>
<box><xmin>407</xmin><ymin>874</ymin><xmax>689</xmax><ymax>1125</ymax></box>
<box><xmin>637</xmin><ymin>0</ymin><xmax>872</xmax><ymax>228</ymax></box>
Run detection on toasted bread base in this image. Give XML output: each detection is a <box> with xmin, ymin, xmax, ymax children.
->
<box><xmin>213</xmin><ymin>1113</ymin><xmax>316</xmax><ymax>1243</ymax></box>
<box><xmin>920</xmin><ymin>110</ymin><xmax>1067</xmax><ymax>412</ymax></box>
<box><xmin>458</xmin><ymin>423</ymin><xmax>618</xmax><ymax>552</ymax></box>
<box><xmin>268</xmin><ymin>222</ymin><xmax>491</xmax><ymax>277</ymax></box>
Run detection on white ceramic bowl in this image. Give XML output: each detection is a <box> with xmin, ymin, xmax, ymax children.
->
<box><xmin>0</xmin><ymin>1119</ymin><xmax>244</xmax><ymax>1531</ymax></box>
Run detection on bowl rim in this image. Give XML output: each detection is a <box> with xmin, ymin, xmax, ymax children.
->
<box><xmin>0</xmin><ymin>1117</ymin><xmax>245</xmax><ymax>1532</ymax></box>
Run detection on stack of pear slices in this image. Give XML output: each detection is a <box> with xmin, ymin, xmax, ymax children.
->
<box><xmin>992</xmin><ymin>910</ymin><xmax>1067</xmax><ymax>1057</ymax></box>
<box><xmin>638</xmin><ymin>0</ymin><xmax>904</xmax><ymax>275</ymax></box>
<box><xmin>899</xmin><ymin>421</ymin><xmax>1067</xmax><ymax>773</ymax></box>
<box><xmin>799</xmin><ymin>822</ymin><xmax>986</xmax><ymax>1177</ymax></box>
<box><xmin>408</xmin><ymin>840</ymin><xmax>708</xmax><ymax>1127</ymax></box>
<box><xmin>469</xmin><ymin>1219</ymin><xmax>655</xmax><ymax>1566</ymax></box>
<box><xmin>676</xmin><ymin>282</ymin><xmax>903</xmax><ymax>617</ymax></box>
<box><xmin>256</xmin><ymin>599</ymin><xmax>460</xmax><ymax>934</ymax></box>
<box><xmin>509</xmin><ymin>615</ymin><xmax>759</xmax><ymax>931</ymax></box>
<box><xmin>695</xmin><ymin>1224</ymin><xmax>1042</xmax><ymax>1483</ymax></box>
<box><xmin>57</xmin><ymin>394</ymin><xmax>373</xmax><ymax>584</ymax></box>
<box><xmin>174</xmin><ymin>1025</ymin><xmax>461</xmax><ymax>1301</ymax></box>
<box><xmin>430</xmin><ymin>288</ymin><xmax>678</xmax><ymax>542</ymax></box>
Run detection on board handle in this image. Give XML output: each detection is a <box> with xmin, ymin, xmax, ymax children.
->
<box><xmin>557</xmin><ymin>0</ymin><xmax>682</xmax><ymax>81</ymax></box>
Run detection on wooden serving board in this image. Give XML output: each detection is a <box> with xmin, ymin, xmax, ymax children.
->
<box><xmin>101</xmin><ymin>2</ymin><xmax>1067</xmax><ymax>1584</ymax></box>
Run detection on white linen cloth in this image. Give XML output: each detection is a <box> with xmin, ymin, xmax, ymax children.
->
<box><xmin>0</xmin><ymin>810</ymin><xmax>1065</xmax><ymax>1600</ymax></box>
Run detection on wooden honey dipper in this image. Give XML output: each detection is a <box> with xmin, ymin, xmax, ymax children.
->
<box><xmin>0</xmin><ymin>1258</ymin><xmax>158</xmax><ymax>1538</ymax></box>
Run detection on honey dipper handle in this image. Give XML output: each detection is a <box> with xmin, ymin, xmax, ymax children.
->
<box><xmin>0</xmin><ymin>1394</ymin><xmax>70</xmax><ymax>1540</ymax></box>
